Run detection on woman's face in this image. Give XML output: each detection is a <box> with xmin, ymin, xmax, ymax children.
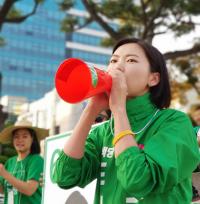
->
<box><xmin>13</xmin><ymin>128</ymin><xmax>33</xmax><ymax>153</ymax></box>
<box><xmin>108</xmin><ymin>43</ymin><xmax>160</xmax><ymax>97</ymax></box>
<box><xmin>192</xmin><ymin>109</ymin><xmax>200</xmax><ymax>126</ymax></box>
<box><xmin>94</xmin><ymin>110</ymin><xmax>109</xmax><ymax>123</ymax></box>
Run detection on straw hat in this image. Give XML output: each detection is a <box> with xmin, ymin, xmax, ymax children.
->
<box><xmin>0</xmin><ymin>119</ymin><xmax>49</xmax><ymax>144</ymax></box>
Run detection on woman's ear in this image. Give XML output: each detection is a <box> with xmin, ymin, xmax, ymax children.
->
<box><xmin>148</xmin><ymin>72</ymin><xmax>160</xmax><ymax>87</ymax></box>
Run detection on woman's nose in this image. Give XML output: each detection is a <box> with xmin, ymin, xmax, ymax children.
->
<box><xmin>16</xmin><ymin>137</ymin><xmax>23</xmax><ymax>141</ymax></box>
<box><xmin>115</xmin><ymin>66</ymin><xmax>125</xmax><ymax>72</ymax></box>
<box><xmin>114</xmin><ymin>61</ymin><xmax>125</xmax><ymax>72</ymax></box>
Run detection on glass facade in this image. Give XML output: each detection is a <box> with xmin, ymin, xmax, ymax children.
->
<box><xmin>0</xmin><ymin>0</ymin><xmax>66</xmax><ymax>101</ymax></box>
<box><xmin>71</xmin><ymin>49</ymin><xmax>110</xmax><ymax>65</ymax></box>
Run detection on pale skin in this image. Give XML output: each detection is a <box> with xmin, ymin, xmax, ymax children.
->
<box><xmin>191</xmin><ymin>109</ymin><xmax>200</xmax><ymax>126</ymax></box>
<box><xmin>0</xmin><ymin>128</ymin><xmax>39</xmax><ymax>196</ymax></box>
<box><xmin>198</xmin><ymin>137</ymin><xmax>200</xmax><ymax>146</ymax></box>
<box><xmin>63</xmin><ymin>42</ymin><xmax>160</xmax><ymax>158</ymax></box>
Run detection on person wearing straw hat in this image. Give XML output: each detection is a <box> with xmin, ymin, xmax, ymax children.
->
<box><xmin>0</xmin><ymin>119</ymin><xmax>49</xmax><ymax>204</ymax></box>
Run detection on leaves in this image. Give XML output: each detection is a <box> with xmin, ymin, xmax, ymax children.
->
<box><xmin>58</xmin><ymin>0</ymin><xmax>74</xmax><ymax>11</ymax></box>
<box><xmin>60</xmin><ymin>15</ymin><xmax>79</xmax><ymax>32</ymax></box>
<box><xmin>170</xmin><ymin>21</ymin><xmax>195</xmax><ymax>36</ymax></box>
<box><xmin>6</xmin><ymin>6</ymin><xmax>22</xmax><ymax>19</ymax></box>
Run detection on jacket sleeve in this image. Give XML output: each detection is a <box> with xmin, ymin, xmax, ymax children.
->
<box><xmin>115</xmin><ymin>111</ymin><xmax>200</xmax><ymax>198</ymax></box>
<box><xmin>53</xmin><ymin>126</ymin><xmax>102</xmax><ymax>189</ymax></box>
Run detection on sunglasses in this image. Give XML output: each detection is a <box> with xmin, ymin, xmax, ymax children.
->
<box><xmin>95</xmin><ymin>114</ymin><xmax>109</xmax><ymax>123</ymax></box>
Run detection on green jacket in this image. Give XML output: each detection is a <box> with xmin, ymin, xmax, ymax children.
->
<box><xmin>53</xmin><ymin>94</ymin><xmax>200</xmax><ymax>204</ymax></box>
<box><xmin>0</xmin><ymin>154</ymin><xmax>43</xmax><ymax>204</ymax></box>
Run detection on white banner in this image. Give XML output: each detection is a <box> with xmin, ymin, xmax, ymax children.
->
<box><xmin>42</xmin><ymin>132</ymin><xmax>96</xmax><ymax>204</ymax></box>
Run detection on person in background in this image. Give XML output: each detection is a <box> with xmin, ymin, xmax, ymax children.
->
<box><xmin>53</xmin><ymin>37</ymin><xmax>200</xmax><ymax>204</ymax></box>
<box><xmin>94</xmin><ymin>109</ymin><xmax>111</xmax><ymax>124</ymax></box>
<box><xmin>189</xmin><ymin>104</ymin><xmax>200</xmax><ymax>147</ymax></box>
<box><xmin>0</xmin><ymin>119</ymin><xmax>49</xmax><ymax>204</ymax></box>
<box><xmin>189</xmin><ymin>104</ymin><xmax>200</xmax><ymax>202</ymax></box>
<box><xmin>194</xmin><ymin>126</ymin><xmax>200</xmax><ymax>145</ymax></box>
<box><xmin>191</xmin><ymin>126</ymin><xmax>200</xmax><ymax>202</ymax></box>
<box><xmin>189</xmin><ymin>104</ymin><xmax>200</xmax><ymax>146</ymax></box>
<box><xmin>189</xmin><ymin>104</ymin><xmax>200</xmax><ymax>126</ymax></box>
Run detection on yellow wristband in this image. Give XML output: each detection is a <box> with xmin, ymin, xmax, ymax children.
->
<box><xmin>112</xmin><ymin>130</ymin><xmax>134</xmax><ymax>146</ymax></box>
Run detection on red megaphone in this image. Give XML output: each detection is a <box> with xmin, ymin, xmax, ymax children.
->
<box><xmin>55</xmin><ymin>58</ymin><xmax>112</xmax><ymax>103</ymax></box>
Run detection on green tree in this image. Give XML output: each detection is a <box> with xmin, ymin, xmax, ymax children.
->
<box><xmin>0</xmin><ymin>115</ymin><xmax>17</xmax><ymax>164</ymax></box>
<box><xmin>59</xmin><ymin>0</ymin><xmax>200</xmax><ymax>105</ymax></box>
<box><xmin>60</xmin><ymin>0</ymin><xmax>200</xmax><ymax>58</ymax></box>
<box><xmin>0</xmin><ymin>0</ymin><xmax>44</xmax><ymax>31</ymax></box>
<box><xmin>0</xmin><ymin>143</ymin><xmax>17</xmax><ymax>164</ymax></box>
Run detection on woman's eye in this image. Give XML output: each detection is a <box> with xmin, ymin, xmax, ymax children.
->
<box><xmin>23</xmin><ymin>135</ymin><xmax>28</xmax><ymax>139</ymax></box>
<box><xmin>110</xmin><ymin>59</ymin><xmax>117</xmax><ymax>63</ymax></box>
<box><xmin>127</xmin><ymin>58</ymin><xmax>137</xmax><ymax>62</ymax></box>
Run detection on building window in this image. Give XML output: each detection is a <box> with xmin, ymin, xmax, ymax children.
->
<box><xmin>9</xmin><ymin>65</ymin><xmax>18</xmax><ymax>71</ymax></box>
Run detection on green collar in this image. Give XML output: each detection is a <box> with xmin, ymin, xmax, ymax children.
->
<box><xmin>109</xmin><ymin>93</ymin><xmax>159</xmax><ymax>136</ymax></box>
<box><xmin>126</xmin><ymin>93</ymin><xmax>157</xmax><ymax>122</ymax></box>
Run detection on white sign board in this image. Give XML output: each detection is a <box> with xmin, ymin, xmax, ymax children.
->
<box><xmin>42</xmin><ymin>132</ymin><xmax>96</xmax><ymax>204</ymax></box>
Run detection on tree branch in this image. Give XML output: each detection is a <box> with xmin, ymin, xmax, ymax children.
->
<box><xmin>147</xmin><ymin>30</ymin><xmax>168</xmax><ymax>38</ymax></box>
<box><xmin>81</xmin><ymin>0</ymin><xmax>122</xmax><ymax>41</ymax></box>
<box><xmin>0</xmin><ymin>0</ymin><xmax>14</xmax><ymax>30</ymax></box>
<box><xmin>0</xmin><ymin>0</ymin><xmax>39</xmax><ymax>30</ymax></box>
<box><xmin>140</xmin><ymin>0</ymin><xmax>147</xmax><ymax>27</ymax></box>
<box><xmin>142</xmin><ymin>0</ymin><xmax>165</xmax><ymax>40</ymax></box>
<box><xmin>4</xmin><ymin>0</ymin><xmax>39</xmax><ymax>23</ymax></box>
<box><xmin>164</xmin><ymin>44</ymin><xmax>200</xmax><ymax>60</ymax></box>
<box><xmin>63</xmin><ymin>17</ymin><xmax>93</xmax><ymax>33</ymax></box>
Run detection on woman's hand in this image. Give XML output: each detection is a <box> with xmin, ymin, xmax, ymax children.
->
<box><xmin>87</xmin><ymin>92</ymin><xmax>109</xmax><ymax>116</ymax></box>
<box><xmin>108</xmin><ymin>68</ymin><xmax>128</xmax><ymax>114</ymax></box>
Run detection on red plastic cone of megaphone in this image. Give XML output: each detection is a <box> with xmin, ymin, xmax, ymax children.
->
<box><xmin>55</xmin><ymin>58</ymin><xmax>112</xmax><ymax>103</ymax></box>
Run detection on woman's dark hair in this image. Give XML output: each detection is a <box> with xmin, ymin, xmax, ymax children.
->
<box><xmin>12</xmin><ymin>128</ymin><xmax>41</xmax><ymax>154</ymax></box>
<box><xmin>112</xmin><ymin>38</ymin><xmax>171</xmax><ymax>109</ymax></box>
<box><xmin>105</xmin><ymin>109</ymin><xmax>111</xmax><ymax>119</ymax></box>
